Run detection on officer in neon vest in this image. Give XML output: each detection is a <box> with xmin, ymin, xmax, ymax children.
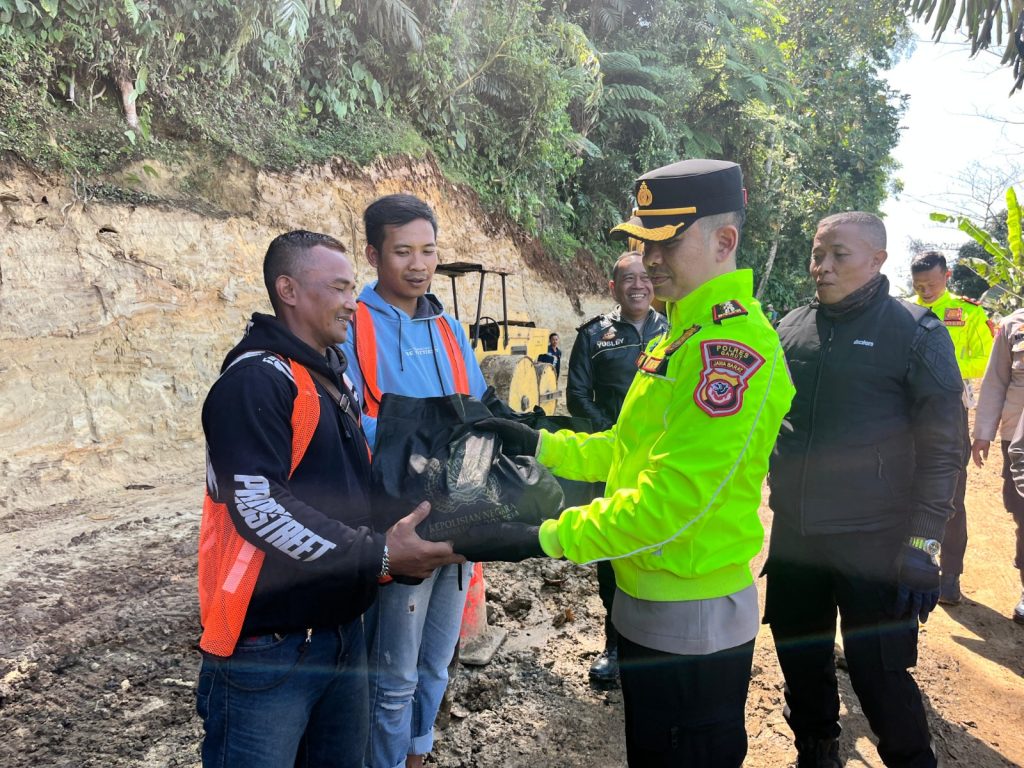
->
<box><xmin>468</xmin><ymin>160</ymin><xmax>796</xmax><ymax>767</ymax></box>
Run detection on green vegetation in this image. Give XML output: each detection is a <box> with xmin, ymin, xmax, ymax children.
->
<box><xmin>933</xmin><ymin>187</ymin><xmax>1024</xmax><ymax>311</ymax></box>
<box><xmin>0</xmin><ymin>0</ymin><xmax>911</xmax><ymax>304</ymax></box>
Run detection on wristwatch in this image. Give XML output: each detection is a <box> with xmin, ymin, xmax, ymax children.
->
<box><xmin>907</xmin><ymin>536</ymin><xmax>941</xmax><ymax>559</ymax></box>
<box><xmin>377</xmin><ymin>544</ymin><xmax>391</xmax><ymax>580</ymax></box>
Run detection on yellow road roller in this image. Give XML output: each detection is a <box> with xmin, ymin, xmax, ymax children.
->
<box><xmin>435</xmin><ymin>262</ymin><xmax>560</xmax><ymax>414</ymax></box>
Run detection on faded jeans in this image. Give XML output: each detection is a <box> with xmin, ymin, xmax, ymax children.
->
<box><xmin>197</xmin><ymin>618</ymin><xmax>368</xmax><ymax>768</ymax></box>
<box><xmin>365</xmin><ymin>563</ymin><xmax>469</xmax><ymax>768</ymax></box>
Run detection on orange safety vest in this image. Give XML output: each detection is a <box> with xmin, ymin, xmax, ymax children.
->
<box><xmin>354</xmin><ymin>302</ymin><xmax>470</xmax><ymax>417</ymax></box>
<box><xmin>197</xmin><ymin>357</ymin><xmax>320</xmax><ymax>657</ymax></box>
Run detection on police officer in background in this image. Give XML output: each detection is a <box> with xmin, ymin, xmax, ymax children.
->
<box><xmin>910</xmin><ymin>250</ymin><xmax>994</xmax><ymax>605</ymax></box>
<box><xmin>566</xmin><ymin>249</ymin><xmax>667</xmax><ymax>683</ymax></box>
<box><xmin>766</xmin><ymin>213</ymin><xmax>964</xmax><ymax>768</ymax></box>
<box><xmin>469</xmin><ymin>159</ymin><xmax>795</xmax><ymax>767</ymax></box>
<box><xmin>974</xmin><ymin>306</ymin><xmax>1024</xmax><ymax>624</ymax></box>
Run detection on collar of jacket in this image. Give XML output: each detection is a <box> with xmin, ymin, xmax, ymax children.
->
<box><xmin>911</xmin><ymin>287</ymin><xmax>950</xmax><ymax>310</ymax></box>
<box><xmin>358</xmin><ymin>281</ymin><xmax>446</xmax><ymax>321</ymax></box>
<box><xmin>610</xmin><ymin>305</ymin><xmax>662</xmax><ymax>330</ymax></box>
<box><xmin>813</xmin><ymin>273</ymin><xmax>889</xmax><ymax>322</ymax></box>
<box><xmin>664</xmin><ymin>268</ymin><xmax>755</xmax><ymax>328</ymax></box>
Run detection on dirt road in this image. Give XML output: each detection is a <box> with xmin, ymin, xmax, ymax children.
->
<box><xmin>1</xmin><ymin>453</ymin><xmax>1021</xmax><ymax>767</ymax></box>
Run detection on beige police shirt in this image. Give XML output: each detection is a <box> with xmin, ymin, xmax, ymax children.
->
<box><xmin>975</xmin><ymin>308</ymin><xmax>1024</xmax><ymax>441</ymax></box>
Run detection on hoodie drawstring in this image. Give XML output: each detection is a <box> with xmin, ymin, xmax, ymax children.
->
<box><xmin>427</xmin><ymin>321</ymin><xmax>451</xmax><ymax>396</ymax></box>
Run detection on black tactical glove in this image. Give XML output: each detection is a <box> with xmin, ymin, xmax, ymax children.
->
<box><xmin>455</xmin><ymin>523</ymin><xmax>546</xmax><ymax>563</ymax></box>
<box><xmin>893</xmin><ymin>544</ymin><xmax>941</xmax><ymax>623</ymax></box>
<box><xmin>475</xmin><ymin>417</ymin><xmax>541</xmax><ymax>457</ymax></box>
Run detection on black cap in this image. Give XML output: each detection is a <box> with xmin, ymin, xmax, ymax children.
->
<box><xmin>609</xmin><ymin>159</ymin><xmax>746</xmax><ymax>243</ymax></box>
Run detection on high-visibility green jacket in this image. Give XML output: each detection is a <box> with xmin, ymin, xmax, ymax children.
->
<box><xmin>537</xmin><ymin>269</ymin><xmax>795</xmax><ymax>602</ymax></box>
<box><xmin>911</xmin><ymin>289</ymin><xmax>994</xmax><ymax>379</ymax></box>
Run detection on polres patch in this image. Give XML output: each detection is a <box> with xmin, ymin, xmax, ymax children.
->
<box><xmin>693</xmin><ymin>340</ymin><xmax>765</xmax><ymax>417</ymax></box>
<box><xmin>943</xmin><ymin>307</ymin><xmax>965</xmax><ymax>327</ymax></box>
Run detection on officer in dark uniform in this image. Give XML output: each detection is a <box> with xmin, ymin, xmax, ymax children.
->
<box><xmin>566</xmin><ymin>250</ymin><xmax>667</xmax><ymax>683</ymax></box>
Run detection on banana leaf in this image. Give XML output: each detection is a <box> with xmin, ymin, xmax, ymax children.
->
<box><xmin>1007</xmin><ymin>186</ymin><xmax>1022</xmax><ymax>261</ymax></box>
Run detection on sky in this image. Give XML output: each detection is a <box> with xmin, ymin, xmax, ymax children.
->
<box><xmin>880</xmin><ymin>22</ymin><xmax>1024</xmax><ymax>295</ymax></box>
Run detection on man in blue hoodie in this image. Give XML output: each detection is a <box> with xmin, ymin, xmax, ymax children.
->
<box><xmin>342</xmin><ymin>195</ymin><xmax>488</xmax><ymax>768</ymax></box>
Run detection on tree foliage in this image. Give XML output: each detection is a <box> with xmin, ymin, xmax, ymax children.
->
<box><xmin>902</xmin><ymin>0</ymin><xmax>1024</xmax><ymax>94</ymax></box>
<box><xmin>932</xmin><ymin>187</ymin><xmax>1024</xmax><ymax>311</ymax></box>
<box><xmin>0</xmin><ymin>0</ymin><xmax>908</xmax><ymax>300</ymax></box>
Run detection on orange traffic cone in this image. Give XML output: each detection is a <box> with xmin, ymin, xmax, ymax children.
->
<box><xmin>458</xmin><ymin>562</ymin><xmax>507</xmax><ymax>665</ymax></box>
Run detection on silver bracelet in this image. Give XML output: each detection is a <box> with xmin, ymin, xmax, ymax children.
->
<box><xmin>378</xmin><ymin>544</ymin><xmax>390</xmax><ymax>578</ymax></box>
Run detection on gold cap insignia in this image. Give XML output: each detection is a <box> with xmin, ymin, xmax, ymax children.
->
<box><xmin>637</xmin><ymin>181</ymin><xmax>653</xmax><ymax>208</ymax></box>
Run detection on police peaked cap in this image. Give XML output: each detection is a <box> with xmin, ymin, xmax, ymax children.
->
<box><xmin>610</xmin><ymin>159</ymin><xmax>746</xmax><ymax>243</ymax></box>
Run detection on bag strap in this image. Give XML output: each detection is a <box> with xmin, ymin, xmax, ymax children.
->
<box><xmin>355</xmin><ymin>303</ymin><xmax>471</xmax><ymax>413</ymax></box>
<box><xmin>436</xmin><ymin>316</ymin><xmax>470</xmax><ymax>395</ymax></box>
<box><xmin>286</xmin><ymin>360</ymin><xmax>321</xmax><ymax>477</ymax></box>
<box><xmin>354</xmin><ymin>302</ymin><xmax>384</xmax><ymax>418</ymax></box>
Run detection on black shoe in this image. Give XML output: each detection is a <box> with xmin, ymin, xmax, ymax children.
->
<box><xmin>588</xmin><ymin>646</ymin><xmax>619</xmax><ymax>683</ymax></box>
<box><xmin>796</xmin><ymin>737</ymin><xmax>843</xmax><ymax>768</ymax></box>
<box><xmin>938</xmin><ymin>577</ymin><xmax>962</xmax><ymax>606</ymax></box>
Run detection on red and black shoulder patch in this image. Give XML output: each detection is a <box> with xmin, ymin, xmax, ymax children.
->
<box><xmin>693</xmin><ymin>340</ymin><xmax>765</xmax><ymax>417</ymax></box>
<box><xmin>711</xmin><ymin>300</ymin><xmax>748</xmax><ymax>324</ymax></box>
<box><xmin>958</xmin><ymin>295</ymin><xmax>982</xmax><ymax>306</ymax></box>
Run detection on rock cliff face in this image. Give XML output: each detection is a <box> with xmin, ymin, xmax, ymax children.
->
<box><xmin>0</xmin><ymin>155</ymin><xmax>610</xmax><ymax>513</ymax></box>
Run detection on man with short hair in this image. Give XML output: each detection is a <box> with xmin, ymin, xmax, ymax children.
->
<box><xmin>341</xmin><ymin>194</ymin><xmax>488</xmax><ymax>768</ymax></box>
<box><xmin>197</xmin><ymin>230</ymin><xmax>461</xmax><ymax>767</ymax></box>
<box><xmin>566</xmin><ymin>250</ymin><xmax>667</xmax><ymax>682</ymax></box>
<box><xmin>473</xmin><ymin>159</ymin><xmax>795</xmax><ymax>767</ymax></box>
<box><xmin>544</xmin><ymin>332</ymin><xmax>562</xmax><ymax>378</ymax></box>
<box><xmin>973</xmin><ymin>306</ymin><xmax>1024</xmax><ymax>624</ymax></box>
<box><xmin>910</xmin><ymin>249</ymin><xmax>994</xmax><ymax>604</ymax></box>
<box><xmin>766</xmin><ymin>213</ymin><xmax>965</xmax><ymax>768</ymax></box>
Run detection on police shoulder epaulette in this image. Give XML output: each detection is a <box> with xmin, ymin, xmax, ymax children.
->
<box><xmin>957</xmin><ymin>295</ymin><xmax>983</xmax><ymax>307</ymax></box>
<box><xmin>576</xmin><ymin>314</ymin><xmax>606</xmax><ymax>332</ymax></box>
<box><xmin>711</xmin><ymin>300</ymin><xmax>748</xmax><ymax>324</ymax></box>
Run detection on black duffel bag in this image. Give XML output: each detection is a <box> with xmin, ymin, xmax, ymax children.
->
<box><xmin>370</xmin><ymin>392</ymin><xmax>564</xmax><ymax>549</ymax></box>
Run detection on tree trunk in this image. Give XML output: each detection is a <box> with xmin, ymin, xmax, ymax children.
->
<box><xmin>116</xmin><ymin>76</ymin><xmax>139</xmax><ymax>132</ymax></box>
<box><xmin>756</xmin><ymin>229</ymin><xmax>780</xmax><ymax>300</ymax></box>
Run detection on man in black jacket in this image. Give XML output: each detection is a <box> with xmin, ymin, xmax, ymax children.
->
<box><xmin>765</xmin><ymin>212</ymin><xmax>964</xmax><ymax>768</ymax></box>
<box><xmin>566</xmin><ymin>250</ymin><xmax>667</xmax><ymax>683</ymax></box>
<box><xmin>197</xmin><ymin>230</ymin><xmax>461</xmax><ymax>768</ymax></box>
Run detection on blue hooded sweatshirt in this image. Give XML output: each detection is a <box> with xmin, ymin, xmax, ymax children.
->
<box><xmin>341</xmin><ymin>281</ymin><xmax>488</xmax><ymax>449</ymax></box>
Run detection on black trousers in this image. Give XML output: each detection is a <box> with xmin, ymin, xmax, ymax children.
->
<box><xmin>619</xmin><ymin>635</ymin><xmax>754</xmax><ymax>768</ymax></box>
<box><xmin>596</xmin><ymin>559</ymin><xmax>617</xmax><ymax>645</ymax></box>
<box><xmin>562</xmin><ymin>478</ymin><xmax>620</xmax><ymax>646</ymax></box>
<box><xmin>764</xmin><ymin>525</ymin><xmax>936</xmax><ymax>768</ymax></box>
<box><xmin>940</xmin><ymin>457</ymin><xmax>969</xmax><ymax>579</ymax></box>
<box><xmin>1000</xmin><ymin>441</ymin><xmax>1024</xmax><ymax>570</ymax></box>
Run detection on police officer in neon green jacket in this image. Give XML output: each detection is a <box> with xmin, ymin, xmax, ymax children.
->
<box><xmin>470</xmin><ymin>160</ymin><xmax>795</xmax><ymax>768</ymax></box>
<box><xmin>910</xmin><ymin>250</ymin><xmax>993</xmax><ymax>381</ymax></box>
<box><xmin>910</xmin><ymin>250</ymin><xmax>995</xmax><ymax>604</ymax></box>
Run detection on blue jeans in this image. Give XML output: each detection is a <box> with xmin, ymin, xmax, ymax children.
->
<box><xmin>197</xmin><ymin>619</ymin><xmax>368</xmax><ymax>768</ymax></box>
<box><xmin>365</xmin><ymin>563</ymin><xmax>469</xmax><ymax>768</ymax></box>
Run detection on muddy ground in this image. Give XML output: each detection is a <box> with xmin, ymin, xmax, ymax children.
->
<box><xmin>1</xmin><ymin>452</ymin><xmax>1022</xmax><ymax>767</ymax></box>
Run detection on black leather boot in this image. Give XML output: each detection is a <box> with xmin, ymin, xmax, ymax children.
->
<box><xmin>588</xmin><ymin>644</ymin><xmax>619</xmax><ymax>683</ymax></box>
<box><xmin>795</xmin><ymin>737</ymin><xmax>843</xmax><ymax>768</ymax></box>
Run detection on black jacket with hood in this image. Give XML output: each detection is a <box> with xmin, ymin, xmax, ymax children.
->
<box><xmin>202</xmin><ymin>313</ymin><xmax>384</xmax><ymax>637</ymax></box>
